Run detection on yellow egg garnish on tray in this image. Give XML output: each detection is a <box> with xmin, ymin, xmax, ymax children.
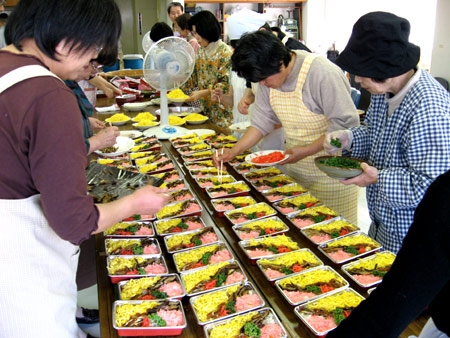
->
<box><xmin>167</xmin><ymin>88</ymin><xmax>189</xmax><ymax>99</ymax></box>
<box><xmin>105</xmin><ymin>113</ymin><xmax>130</xmax><ymax>122</ymax></box>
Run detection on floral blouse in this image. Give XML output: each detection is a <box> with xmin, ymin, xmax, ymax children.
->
<box><xmin>183</xmin><ymin>40</ymin><xmax>233</xmax><ymax>134</ymax></box>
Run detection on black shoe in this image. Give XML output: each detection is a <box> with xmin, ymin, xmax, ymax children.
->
<box><xmin>76</xmin><ymin>307</ymin><xmax>99</xmax><ymax>324</ymax></box>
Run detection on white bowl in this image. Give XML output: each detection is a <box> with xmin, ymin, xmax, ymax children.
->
<box><xmin>122</xmin><ymin>102</ymin><xmax>151</xmax><ymax>111</ymax></box>
<box><xmin>132</xmin><ymin>122</ymin><xmax>160</xmax><ymax>130</ymax></box>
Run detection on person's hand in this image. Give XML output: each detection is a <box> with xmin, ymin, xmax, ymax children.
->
<box><xmin>89</xmin><ymin>126</ymin><xmax>119</xmax><ymax>154</ymax></box>
<box><xmin>237</xmin><ymin>90</ymin><xmax>255</xmax><ymax>115</ymax></box>
<box><xmin>212</xmin><ymin>147</ymin><xmax>237</xmax><ymax>168</ymax></box>
<box><xmin>89</xmin><ymin>75</ymin><xmax>122</xmax><ymax>98</ymax></box>
<box><xmin>340</xmin><ymin>162</ymin><xmax>377</xmax><ymax>187</ymax></box>
<box><xmin>89</xmin><ymin>117</ymin><xmax>105</xmax><ymax>131</ymax></box>
<box><xmin>187</xmin><ymin>90</ymin><xmax>202</xmax><ymax>102</ymax></box>
<box><xmin>211</xmin><ymin>87</ymin><xmax>223</xmax><ymax>104</ymax></box>
<box><xmin>128</xmin><ymin>185</ymin><xmax>171</xmax><ymax>216</ymax></box>
<box><xmin>324</xmin><ymin>130</ymin><xmax>352</xmax><ymax>155</ymax></box>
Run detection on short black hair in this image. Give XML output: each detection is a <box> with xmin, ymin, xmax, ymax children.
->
<box><xmin>188</xmin><ymin>11</ymin><xmax>221</xmax><ymax>43</ymax></box>
<box><xmin>150</xmin><ymin>22</ymin><xmax>174</xmax><ymax>42</ymax></box>
<box><xmin>167</xmin><ymin>2</ymin><xmax>183</xmax><ymax>15</ymax></box>
<box><xmin>232</xmin><ymin>30</ymin><xmax>292</xmax><ymax>83</ymax></box>
<box><xmin>175</xmin><ymin>13</ymin><xmax>192</xmax><ymax>31</ymax></box>
<box><xmin>5</xmin><ymin>0</ymin><xmax>121</xmax><ymax>62</ymax></box>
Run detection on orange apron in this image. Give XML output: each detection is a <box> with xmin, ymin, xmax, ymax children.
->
<box><xmin>270</xmin><ymin>54</ymin><xmax>359</xmax><ymax>224</ymax></box>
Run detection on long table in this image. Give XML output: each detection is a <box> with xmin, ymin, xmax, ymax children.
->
<box><xmin>93</xmin><ymin>98</ymin><xmax>428</xmax><ymax>338</ymax></box>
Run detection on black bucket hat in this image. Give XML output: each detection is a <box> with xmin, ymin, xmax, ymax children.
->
<box><xmin>336</xmin><ymin>11</ymin><xmax>420</xmax><ymax>79</ymax></box>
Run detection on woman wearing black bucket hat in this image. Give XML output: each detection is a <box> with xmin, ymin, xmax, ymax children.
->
<box><xmin>324</xmin><ymin>11</ymin><xmax>450</xmax><ymax>254</ymax></box>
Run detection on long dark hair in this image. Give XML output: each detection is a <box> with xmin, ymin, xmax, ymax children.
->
<box><xmin>5</xmin><ymin>0</ymin><xmax>121</xmax><ymax>62</ymax></box>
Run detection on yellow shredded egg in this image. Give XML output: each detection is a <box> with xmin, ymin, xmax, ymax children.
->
<box><xmin>305</xmin><ymin>290</ymin><xmax>363</xmax><ymax>313</ymax></box>
<box><xmin>173</xmin><ymin>244</ymin><xmax>220</xmax><ymax>270</ymax></box>
<box><xmin>132</xmin><ymin>112</ymin><xmax>157</xmax><ymax>122</ymax></box>
<box><xmin>258</xmin><ymin>250</ymin><xmax>322</xmax><ymax>269</ymax></box>
<box><xmin>105</xmin><ymin>113</ymin><xmax>130</xmax><ymax>122</ymax></box>
<box><xmin>167</xmin><ymin>88</ymin><xmax>189</xmax><ymax>99</ymax></box>
<box><xmin>278</xmin><ymin>268</ymin><xmax>344</xmax><ymax>289</ymax></box>
<box><xmin>184</xmin><ymin>113</ymin><xmax>208</xmax><ymax>122</ymax></box>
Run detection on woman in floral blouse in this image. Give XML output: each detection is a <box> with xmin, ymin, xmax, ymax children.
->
<box><xmin>183</xmin><ymin>10</ymin><xmax>233</xmax><ymax>134</ymax></box>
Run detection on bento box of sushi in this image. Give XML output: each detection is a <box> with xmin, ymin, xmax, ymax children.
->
<box><xmin>180</xmin><ymin>260</ymin><xmax>247</xmax><ymax>297</ymax></box>
<box><xmin>211</xmin><ymin>196</ymin><xmax>257</xmax><ymax>217</ymax></box>
<box><xmin>239</xmin><ymin>234</ymin><xmax>300</xmax><ymax>264</ymax></box>
<box><xmin>256</xmin><ymin>248</ymin><xmax>323</xmax><ymax>284</ymax></box>
<box><xmin>105</xmin><ymin>237</ymin><xmax>161</xmax><ymax>256</ymax></box>
<box><xmin>189</xmin><ymin>167</ymin><xmax>228</xmax><ymax>179</ymax></box>
<box><xmin>287</xmin><ymin>205</ymin><xmax>339</xmax><ymax>229</ymax></box>
<box><xmin>272</xmin><ymin>193</ymin><xmax>321</xmax><ymax>216</ymax></box>
<box><xmin>232</xmin><ymin>162</ymin><xmax>260</xmax><ymax>175</ymax></box>
<box><xmin>243</xmin><ymin>166</ymin><xmax>283</xmax><ymax>182</ymax></box>
<box><xmin>294</xmin><ymin>288</ymin><xmax>365</xmax><ymax>337</ymax></box>
<box><xmin>203</xmin><ymin>307</ymin><xmax>288</xmax><ymax>338</ymax></box>
<box><xmin>205</xmin><ymin>181</ymin><xmax>251</xmax><ymax>199</ymax></box>
<box><xmin>155</xmin><ymin>199</ymin><xmax>202</xmax><ymax>220</ymax></box>
<box><xmin>163</xmin><ymin>226</ymin><xmax>219</xmax><ymax>254</ymax></box>
<box><xmin>300</xmin><ymin>217</ymin><xmax>360</xmax><ymax>245</ymax></box>
<box><xmin>182</xmin><ymin>150</ymin><xmax>215</xmax><ymax>163</ymax></box>
<box><xmin>184</xmin><ymin>159</ymin><xmax>216</xmax><ymax>170</ymax></box>
<box><xmin>177</xmin><ymin>142</ymin><xmax>211</xmax><ymax>156</ymax></box>
<box><xmin>137</xmin><ymin>159</ymin><xmax>175</xmax><ymax>175</ymax></box>
<box><xmin>341</xmin><ymin>251</ymin><xmax>396</xmax><ymax>288</ymax></box>
<box><xmin>224</xmin><ymin>202</ymin><xmax>277</xmax><ymax>225</ymax></box>
<box><xmin>261</xmin><ymin>183</ymin><xmax>308</xmax><ymax>203</ymax></box>
<box><xmin>196</xmin><ymin>175</ymin><xmax>236</xmax><ymax>190</ymax></box>
<box><xmin>317</xmin><ymin>232</ymin><xmax>382</xmax><ymax>265</ymax></box>
<box><xmin>249</xmin><ymin>174</ymin><xmax>296</xmax><ymax>192</ymax></box>
<box><xmin>104</xmin><ymin>221</ymin><xmax>154</xmax><ymax>238</ymax></box>
<box><xmin>232</xmin><ymin>216</ymin><xmax>289</xmax><ymax>240</ymax></box>
<box><xmin>158</xmin><ymin>178</ymin><xmax>187</xmax><ymax>191</ymax></box>
<box><xmin>107</xmin><ymin>255</ymin><xmax>168</xmax><ymax>283</ymax></box>
<box><xmin>118</xmin><ymin>274</ymin><xmax>185</xmax><ymax>301</ymax></box>
<box><xmin>168</xmin><ymin>188</ymin><xmax>195</xmax><ymax>203</ymax></box>
<box><xmin>113</xmin><ymin>299</ymin><xmax>187</xmax><ymax>336</ymax></box>
<box><xmin>153</xmin><ymin>216</ymin><xmax>206</xmax><ymax>236</ymax></box>
<box><xmin>274</xmin><ymin>265</ymin><xmax>349</xmax><ymax>306</ymax></box>
<box><xmin>172</xmin><ymin>242</ymin><xmax>234</xmax><ymax>273</ymax></box>
<box><xmin>190</xmin><ymin>281</ymin><xmax>264</xmax><ymax>325</ymax></box>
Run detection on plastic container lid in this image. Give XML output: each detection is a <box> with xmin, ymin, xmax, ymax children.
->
<box><xmin>123</xmin><ymin>54</ymin><xmax>143</xmax><ymax>60</ymax></box>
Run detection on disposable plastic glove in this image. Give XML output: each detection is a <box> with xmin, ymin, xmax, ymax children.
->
<box><xmin>324</xmin><ymin>130</ymin><xmax>353</xmax><ymax>155</ymax></box>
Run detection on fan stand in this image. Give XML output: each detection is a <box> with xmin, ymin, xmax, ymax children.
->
<box><xmin>143</xmin><ymin>87</ymin><xmax>187</xmax><ymax>140</ymax></box>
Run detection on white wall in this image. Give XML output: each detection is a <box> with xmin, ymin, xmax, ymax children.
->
<box><xmin>430</xmin><ymin>0</ymin><xmax>450</xmax><ymax>80</ymax></box>
<box><xmin>302</xmin><ymin>0</ymin><xmax>438</xmax><ymax>71</ymax></box>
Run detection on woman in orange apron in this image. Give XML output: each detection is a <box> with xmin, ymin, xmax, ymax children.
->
<box><xmin>216</xmin><ymin>30</ymin><xmax>360</xmax><ymax>224</ymax></box>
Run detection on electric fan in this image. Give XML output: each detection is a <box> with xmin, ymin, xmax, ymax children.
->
<box><xmin>142</xmin><ymin>36</ymin><xmax>195</xmax><ymax>139</ymax></box>
<box><xmin>142</xmin><ymin>31</ymin><xmax>153</xmax><ymax>53</ymax></box>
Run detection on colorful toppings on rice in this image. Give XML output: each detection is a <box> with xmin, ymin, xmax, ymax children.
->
<box><xmin>234</xmin><ymin>217</ymin><xmax>288</xmax><ymax>240</ymax></box>
<box><xmin>108</xmin><ymin>257</ymin><xmax>166</xmax><ymax>276</ymax></box>
<box><xmin>106</xmin><ymin>238</ymin><xmax>160</xmax><ymax>256</ymax></box>
<box><xmin>114</xmin><ymin>300</ymin><xmax>184</xmax><ymax>328</ymax></box>
<box><xmin>159</xmin><ymin>179</ymin><xmax>185</xmax><ymax>191</ymax></box>
<box><xmin>197</xmin><ymin>175</ymin><xmax>236</xmax><ymax>188</ymax></box>
<box><xmin>154</xmin><ymin>216</ymin><xmax>204</xmax><ymax>235</ymax></box>
<box><xmin>263</xmin><ymin>183</ymin><xmax>308</xmax><ymax>202</ymax></box>
<box><xmin>184</xmin><ymin>160</ymin><xmax>215</xmax><ymax>170</ymax></box>
<box><xmin>274</xmin><ymin>193</ymin><xmax>321</xmax><ymax>214</ymax></box>
<box><xmin>244</xmin><ymin>235</ymin><xmax>299</xmax><ymax>258</ymax></box>
<box><xmin>191</xmin><ymin>283</ymin><xmax>262</xmax><ymax>323</ymax></box>
<box><xmin>212</xmin><ymin>196</ymin><xmax>257</xmax><ymax>212</ymax></box>
<box><xmin>156</xmin><ymin>200</ymin><xmax>201</xmax><ymax>219</ymax></box>
<box><xmin>344</xmin><ymin>252</ymin><xmax>396</xmax><ymax>285</ymax></box>
<box><xmin>321</xmin><ymin>234</ymin><xmax>381</xmax><ymax>262</ymax></box>
<box><xmin>181</xmin><ymin>261</ymin><xmax>246</xmax><ymax>294</ymax></box>
<box><xmin>190</xmin><ymin>167</ymin><xmax>227</xmax><ymax>178</ymax></box>
<box><xmin>277</xmin><ymin>268</ymin><xmax>347</xmax><ymax>304</ymax></box>
<box><xmin>207</xmin><ymin>182</ymin><xmax>250</xmax><ymax>197</ymax></box>
<box><xmin>138</xmin><ymin>159</ymin><xmax>174</xmax><ymax>174</ymax></box>
<box><xmin>303</xmin><ymin>219</ymin><xmax>360</xmax><ymax>244</ymax></box>
<box><xmin>226</xmin><ymin>203</ymin><xmax>276</xmax><ymax>224</ymax></box>
<box><xmin>119</xmin><ymin>275</ymin><xmax>184</xmax><ymax>300</ymax></box>
<box><xmin>244</xmin><ymin>167</ymin><xmax>283</xmax><ymax>181</ymax></box>
<box><xmin>252</xmin><ymin>175</ymin><xmax>295</xmax><ymax>191</ymax></box>
<box><xmin>168</xmin><ymin>189</ymin><xmax>193</xmax><ymax>202</ymax></box>
<box><xmin>166</xmin><ymin>227</ymin><xmax>218</xmax><ymax>252</ymax></box>
<box><xmin>173</xmin><ymin>243</ymin><xmax>231</xmax><ymax>271</ymax></box>
<box><xmin>289</xmin><ymin>205</ymin><xmax>339</xmax><ymax>228</ymax></box>
<box><xmin>258</xmin><ymin>250</ymin><xmax>323</xmax><ymax>278</ymax></box>
<box><xmin>105</xmin><ymin>222</ymin><xmax>153</xmax><ymax>236</ymax></box>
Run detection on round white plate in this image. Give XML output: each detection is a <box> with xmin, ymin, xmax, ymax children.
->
<box><xmin>119</xmin><ymin>130</ymin><xmax>143</xmax><ymax>139</ymax></box>
<box><xmin>186</xmin><ymin>117</ymin><xmax>208</xmax><ymax>125</ymax></box>
<box><xmin>193</xmin><ymin>129</ymin><xmax>216</xmax><ymax>137</ymax></box>
<box><xmin>230</xmin><ymin>121</ymin><xmax>251</xmax><ymax>133</ymax></box>
<box><xmin>94</xmin><ymin>136</ymin><xmax>135</xmax><ymax>157</ymax></box>
<box><xmin>132</xmin><ymin>122</ymin><xmax>160</xmax><ymax>130</ymax></box>
<box><xmin>143</xmin><ymin>125</ymin><xmax>189</xmax><ymax>140</ymax></box>
<box><xmin>104</xmin><ymin>117</ymin><xmax>131</xmax><ymax>126</ymax></box>
<box><xmin>122</xmin><ymin>102</ymin><xmax>151</xmax><ymax>112</ymax></box>
<box><xmin>245</xmin><ymin>150</ymin><xmax>289</xmax><ymax>166</ymax></box>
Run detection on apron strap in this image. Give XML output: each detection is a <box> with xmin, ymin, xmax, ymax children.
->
<box><xmin>0</xmin><ymin>65</ymin><xmax>61</xmax><ymax>94</ymax></box>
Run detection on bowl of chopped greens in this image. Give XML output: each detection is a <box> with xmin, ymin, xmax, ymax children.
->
<box><xmin>314</xmin><ymin>156</ymin><xmax>363</xmax><ymax>179</ymax></box>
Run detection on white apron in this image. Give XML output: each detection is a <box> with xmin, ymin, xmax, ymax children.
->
<box><xmin>269</xmin><ymin>54</ymin><xmax>359</xmax><ymax>224</ymax></box>
<box><xmin>0</xmin><ymin>66</ymin><xmax>85</xmax><ymax>338</ymax></box>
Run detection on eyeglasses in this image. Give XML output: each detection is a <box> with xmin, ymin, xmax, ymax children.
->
<box><xmin>90</xmin><ymin>59</ymin><xmax>102</xmax><ymax>76</ymax></box>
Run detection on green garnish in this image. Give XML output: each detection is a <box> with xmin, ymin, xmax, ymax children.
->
<box><xmin>137</xmin><ymin>267</ymin><xmax>146</xmax><ymax>275</ymax></box>
<box><xmin>215</xmin><ymin>272</ymin><xmax>228</xmax><ymax>287</ymax></box>
<box><xmin>373</xmin><ymin>269</ymin><xmax>387</xmax><ymax>277</ymax></box>
<box><xmin>229</xmin><ymin>187</ymin><xmax>237</xmax><ymax>193</ymax></box>
<box><xmin>306</xmin><ymin>285</ymin><xmax>322</xmax><ymax>295</ymax></box>
<box><xmin>151</xmin><ymin>289</ymin><xmax>168</xmax><ymax>299</ymax></box>
<box><xmin>298</xmin><ymin>203</ymin><xmax>307</xmax><ymax>210</ymax></box>
<box><xmin>344</xmin><ymin>245</ymin><xmax>359</xmax><ymax>256</ymax></box>
<box><xmin>243</xmin><ymin>322</ymin><xmax>261</xmax><ymax>338</ymax></box>
<box><xmin>126</xmin><ymin>225</ymin><xmax>138</xmax><ymax>233</ymax></box>
<box><xmin>267</xmin><ymin>246</ymin><xmax>279</xmax><ymax>253</ymax></box>
<box><xmin>281</xmin><ymin>266</ymin><xmax>293</xmax><ymax>275</ymax></box>
<box><xmin>330</xmin><ymin>138</ymin><xmax>342</xmax><ymax>148</ymax></box>
<box><xmin>319</xmin><ymin>157</ymin><xmax>361</xmax><ymax>169</ymax></box>
<box><xmin>330</xmin><ymin>230</ymin><xmax>340</xmax><ymax>238</ymax></box>
<box><xmin>201</xmin><ymin>252</ymin><xmax>213</xmax><ymax>265</ymax></box>
<box><xmin>131</xmin><ymin>214</ymin><xmax>141</xmax><ymax>220</ymax></box>
<box><xmin>332</xmin><ymin>308</ymin><xmax>346</xmax><ymax>325</ymax></box>
<box><xmin>132</xmin><ymin>245</ymin><xmax>144</xmax><ymax>255</ymax></box>
<box><xmin>247</xmin><ymin>212</ymin><xmax>257</xmax><ymax>220</ymax></box>
<box><xmin>313</xmin><ymin>215</ymin><xmax>327</xmax><ymax>223</ymax></box>
<box><xmin>178</xmin><ymin>222</ymin><xmax>189</xmax><ymax>229</ymax></box>
<box><xmin>192</xmin><ymin>238</ymin><xmax>202</xmax><ymax>246</ymax></box>
<box><xmin>225</xmin><ymin>300</ymin><xmax>236</xmax><ymax>313</ymax></box>
<box><xmin>149</xmin><ymin>313</ymin><xmax>166</xmax><ymax>327</ymax></box>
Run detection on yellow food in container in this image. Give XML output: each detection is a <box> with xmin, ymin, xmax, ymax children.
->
<box><xmin>192</xmin><ymin>284</ymin><xmax>241</xmax><ymax>322</ymax></box>
<box><xmin>246</xmin><ymin>235</ymin><xmax>299</xmax><ymax>251</ymax></box>
<box><xmin>105</xmin><ymin>113</ymin><xmax>130</xmax><ymax>122</ymax></box>
<box><xmin>134</xmin><ymin>119</ymin><xmax>159</xmax><ymax>127</ymax></box>
<box><xmin>304</xmin><ymin>289</ymin><xmax>363</xmax><ymax>313</ymax></box>
<box><xmin>115</xmin><ymin>301</ymin><xmax>160</xmax><ymax>327</ymax></box>
<box><xmin>184</xmin><ymin>113</ymin><xmax>208</xmax><ymax>122</ymax></box>
<box><xmin>208</xmin><ymin>311</ymin><xmax>259</xmax><ymax>338</ymax></box>
<box><xmin>169</xmin><ymin>115</ymin><xmax>185</xmax><ymax>126</ymax></box>
<box><xmin>278</xmin><ymin>268</ymin><xmax>342</xmax><ymax>289</ymax></box>
<box><xmin>132</xmin><ymin>112</ymin><xmax>157</xmax><ymax>122</ymax></box>
<box><xmin>258</xmin><ymin>250</ymin><xmax>322</xmax><ymax>270</ymax></box>
<box><xmin>345</xmin><ymin>251</ymin><xmax>396</xmax><ymax>272</ymax></box>
<box><xmin>173</xmin><ymin>243</ymin><xmax>221</xmax><ymax>270</ymax></box>
<box><xmin>167</xmin><ymin>88</ymin><xmax>189</xmax><ymax>99</ymax></box>
<box><xmin>181</xmin><ymin>261</ymin><xmax>231</xmax><ymax>294</ymax></box>
<box><xmin>119</xmin><ymin>276</ymin><xmax>162</xmax><ymax>300</ymax></box>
